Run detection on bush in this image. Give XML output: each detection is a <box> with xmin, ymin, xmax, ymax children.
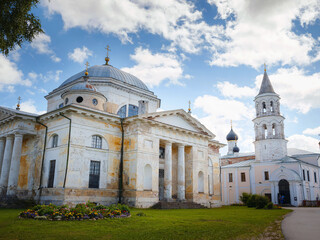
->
<box><xmin>247</xmin><ymin>194</ymin><xmax>258</xmax><ymax>208</ymax></box>
<box><xmin>255</xmin><ymin>195</ymin><xmax>270</xmax><ymax>209</ymax></box>
<box><xmin>240</xmin><ymin>193</ymin><xmax>250</xmax><ymax>205</ymax></box>
<box><xmin>265</xmin><ymin>202</ymin><xmax>274</xmax><ymax>209</ymax></box>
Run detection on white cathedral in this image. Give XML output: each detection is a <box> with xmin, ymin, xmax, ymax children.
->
<box><xmin>0</xmin><ymin>55</ymin><xmax>224</xmax><ymax>208</ymax></box>
<box><xmin>221</xmin><ymin>69</ymin><xmax>320</xmax><ymax>206</ymax></box>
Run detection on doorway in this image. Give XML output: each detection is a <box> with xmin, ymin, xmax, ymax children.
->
<box><xmin>278</xmin><ymin>179</ymin><xmax>291</xmax><ymax>204</ymax></box>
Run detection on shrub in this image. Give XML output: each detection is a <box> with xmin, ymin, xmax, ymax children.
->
<box><xmin>247</xmin><ymin>194</ymin><xmax>258</xmax><ymax>208</ymax></box>
<box><xmin>255</xmin><ymin>195</ymin><xmax>270</xmax><ymax>209</ymax></box>
<box><xmin>265</xmin><ymin>202</ymin><xmax>274</xmax><ymax>209</ymax></box>
<box><xmin>240</xmin><ymin>193</ymin><xmax>250</xmax><ymax>205</ymax></box>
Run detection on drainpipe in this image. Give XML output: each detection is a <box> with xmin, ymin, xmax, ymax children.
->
<box><xmin>219</xmin><ymin>156</ymin><xmax>222</xmax><ymax>201</ymax></box>
<box><xmin>60</xmin><ymin>113</ymin><xmax>72</xmax><ymax>188</ymax></box>
<box><xmin>36</xmin><ymin>118</ymin><xmax>48</xmax><ymax>203</ymax></box>
<box><xmin>118</xmin><ymin>118</ymin><xmax>124</xmax><ymax>204</ymax></box>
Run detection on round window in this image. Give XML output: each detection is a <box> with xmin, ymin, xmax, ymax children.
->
<box><xmin>76</xmin><ymin>96</ymin><xmax>83</xmax><ymax>103</ymax></box>
<box><xmin>92</xmin><ymin>98</ymin><xmax>98</xmax><ymax>106</ymax></box>
<box><xmin>65</xmin><ymin>98</ymin><xmax>69</xmax><ymax>105</ymax></box>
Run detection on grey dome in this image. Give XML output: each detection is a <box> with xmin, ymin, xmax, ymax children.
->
<box><xmin>233</xmin><ymin>144</ymin><xmax>240</xmax><ymax>153</ymax></box>
<box><xmin>69</xmin><ymin>82</ymin><xmax>97</xmax><ymax>92</ymax></box>
<box><xmin>226</xmin><ymin>128</ymin><xmax>238</xmax><ymax>141</ymax></box>
<box><xmin>59</xmin><ymin>65</ymin><xmax>148</xmax><ymax>90</ymax></box>
<box><xmin>258</xmin><ymin>71</ymin><xmax>275</xmax><ymax>95</ymax></box>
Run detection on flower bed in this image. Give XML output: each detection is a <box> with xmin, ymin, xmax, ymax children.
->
<box><xmin>19</xmin><ymin>202</ymin><xmax>130</xmax><ymax>220</ymax></box>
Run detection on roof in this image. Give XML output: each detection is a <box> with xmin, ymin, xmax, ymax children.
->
<box><xmin>258</xmin><ymin>71</ymin><xmax>276</xmax><ymax>95</ymax></box>
<box><xmin>226</xmin><ymin>128</ymin><xmax>238</xmax><ymax>141</ymax></box>
<box><xmin>0</xmin><ymin>106</ymin><xmax>39</xmax><ymax>117</ymax></box>
<box><xmin>69</xmin><ymin>82</ymin><xmax>97</xmax><ymax>92</ymax></box>
<box><xmin>222</xmin><ymin>159</ymin><xmax>255</xmax><ymax>168</ymax></box>
<box><xmin>59</xmin><ymin>65</ymin><xmax>148</xmax><ymax>91</ymax></box>
<box><xmin>221</xmin><ymin>152</ymin><xmax>255</xmax><ymax>159</ymax></box>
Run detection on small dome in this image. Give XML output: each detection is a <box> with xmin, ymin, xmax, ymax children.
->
<box><xmin>69</xmin><ymin>82</ymin><xmax>97</xmax><ymax>92</ymax></box>
<box><xmin>233</xmin><ymin>144</ymin><xmax>240</xmax><ymax>153</ymax></box>
<box><xmin>226</xmin><ymin>128</ymin><xmax>238</xmax><ymax>141</ymax></box>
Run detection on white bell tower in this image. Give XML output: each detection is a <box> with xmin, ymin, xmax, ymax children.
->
<box><xmin>253</xmin><ymin>67</ymin><xmax>287</xmax><ymax>161</ymax></box>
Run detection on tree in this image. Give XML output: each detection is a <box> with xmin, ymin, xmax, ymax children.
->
<box><xmin>0</xmin><ymin>0</ymin><xmax>43</xmax><ymax>55</ymax></box>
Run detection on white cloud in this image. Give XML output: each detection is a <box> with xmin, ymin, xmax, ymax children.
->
<box><xmin>0</xmin><ymin>55</ymin><xmax>32</xmax><ymax>91</ymax></box>
<box><xmin>193</xmin><ymin>95</ymin><xmax>255</xmax><ymax>150</ymax></box>
<box><xmin>122</xmin><ymin>47</ymin><xmax>189</xmax><ymax>87</ymax></box>
<box><xmin>30</xmin><ymin>70</ymin><xmax>63</xmax><ymax>83</ymax></box>
<box><xmin>30</xmin><ymin>33</ymin><xmax>61</xmax><ymax>62</ymax></box>
<box><xmin>42</xmin><ymin>0</ymin><xmax>224</xmax><ymax>54</ymax></box>
<box><xmin>216</xmin><ymin>81</ymin><xmax>257</xmax><ymax>98</ymax></box>
<box><xmin>208</xmin><ymin>0</ymin><xmax>320</xmax><ymax>68</ymax></box>
<box><xmin>68</xmin><ymin>46</ymin><xmax>93</xmax><ymax>64</ymax></box>
<box><xmin>303</xmin><ymin>126</ymin><xmax>320</xmax><ymax>136</ymax></box>
<box><xmin>217</xmin><ymin>67</ymin><xmax>320</xmax><ymax>114</ymax></box>
<box><xmin>287</xmin><ymin>134</ymin><xmax>319</xmax><ymax>153</ymax></box>
<box><xmin>16</xmin><ymin>99</ymin><xmax>46</xmax><ymax>115</ymax></box>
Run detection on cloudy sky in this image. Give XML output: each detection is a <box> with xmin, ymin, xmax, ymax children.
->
<box><xmin>1</xmin><ymin>0</ymin><xmax>320</xmax><ymax>154</ymax></box>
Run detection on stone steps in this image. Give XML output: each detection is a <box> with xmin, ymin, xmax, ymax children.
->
<box><xmin>151</xmin><ymin>201</ymin><xmax>207</xmax><ymax>209</ymax></box>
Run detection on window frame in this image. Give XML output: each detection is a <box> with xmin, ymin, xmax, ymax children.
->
<box><xmin>48</xmin><ymin>160</ymin><xmax>56</xmax><ymax>188</ymax></box>
<box><xmin>264</xmin><ymin>171</ymin><xmax>269</xmax><ymax>181</ymax></box>
<box><xmin>307</xmin><ymin>170</ymin><xmax>310</xmax><ymax>181</ymax></box>
<box><xmin>228</xmin><ymin>173</ymin><xmax>233</xmax><ymax>183</ymax></box>
<box><xmin>303</xmin><ymin>169</ymin><xmax>306</xmax><ymax>181</ymax></box>
<box><xmin>314</xmin><ymin>172</ymin><xmax>317</xmax><ymax>183</ymax></box>
<box><xmin>240</xmin><ymin>172</ymin><xmax>246</xmax><ymax>182</ymax></box>
<box><xmin>52</xmin><ymin>135</ymin><xmax>58</xmax><ymax>148</ymax></box>
<box><xmin>91</xmin><ymin>135</ymin><xmax>102</xmax><ymax>149</ymax></box>
<box><xmin>89</xmin><ymin>160</ymin><xmax>100</xmax><ymax>189</ymax></box>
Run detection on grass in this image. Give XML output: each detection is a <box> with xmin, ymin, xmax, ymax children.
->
<box><xmin>0</xmin><ymin>206</ymin><xmax>290</xmax><ymax>240</ymax></box>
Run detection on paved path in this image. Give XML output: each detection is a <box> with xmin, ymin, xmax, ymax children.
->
<box><xmin>282</xmin><ymin>207</ymin><xmax>320</xmax><ymax>240</ymax></box>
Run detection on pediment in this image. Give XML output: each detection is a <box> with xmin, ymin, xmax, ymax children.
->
<box><xmin>141</xmin><ymin>109</ymin><xmax>215</xmax><ymax>137</ymax></box>
<box><xmin>0</xmin><ymin>107</ymin><xmax>14</xmax><ymax>121</ymax></box>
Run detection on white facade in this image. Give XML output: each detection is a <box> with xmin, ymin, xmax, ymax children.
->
<box><xmin>221</xmin><ymin>70</ymin><xmax>320</xmax><ymax>206</ymax></box>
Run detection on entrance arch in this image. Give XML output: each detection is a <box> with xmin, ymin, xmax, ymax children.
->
<box><xmin>278</xmin><ymin>179</ymin><xmax>291</xmax><ymax>204</ymax></box>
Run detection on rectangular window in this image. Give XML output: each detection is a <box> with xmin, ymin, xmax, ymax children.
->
<box><xmin>89</xmin><ymin>161</ymin><xmax>100</xmax><ymax>188</ymax></box>
<box><xmin>314</xmin><ymin>172</ymin><xmax>317</xmax><ymax>183</ymax></box>
<box><xmin>241</xmin><ymin>172</ymin><xmax>246</xmax><ymax>182</ymax></box>
<box><xmin>303</xmin><ymin>169</ymin><xmax>305</xmax><ymax>181</ymax></box>
<box><xmin>159</xmin><ymin>147</ymin><xmax>165</xmax><ymax>159</ymax></box>
<box><xmin>48</xmin><ymin>160</ymin><xmax>56</xmax><ymax>188</ymax></box>
<box><xmin>264</xmin><ymin>171</ymin><xmax>269</xmax><ymax>181</ymax></box>
<box><xmin>229</xmin><ymin>173</ymin><xmax>233</xmax><ymax>182</ymax></box>
<box><xmin>307</xmin><ymin>170</ymin><xmax>310</xmax><ymax>181</ymax></box>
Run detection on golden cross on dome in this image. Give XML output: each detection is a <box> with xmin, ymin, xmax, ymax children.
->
<box><xmin>230</xmin><ymin>120</ymin><xmax>233</xmax><ymax>128</ymax></box>
<box><xmin>264</xmin><ymin>63</ymin><xmax>267</xmax><ymax>72</ymax></box>
<box><xmin>84</xmin><ymin>61</ymin><xmax>89</xmax><ymax>76</ymax></box>
<box><xmin>16</xmin><ymin>96</ymin><xmax>21</xmax><ymax>110</ymax></box>
<box><xmin>188</xmin><ymin>100</ymin><xmax>191</xmax><ymax>113</ymax></box>
<box><xmin>105</xmin><ymin>45</ymin><xmax>111</xmax><ymax>58</ymax></box>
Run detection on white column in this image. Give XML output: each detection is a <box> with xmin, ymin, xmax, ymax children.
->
<box><xmin>0</xmin><ymin>138</ymin><xmax>5</xmax><ymax>176</ymax></box>
<box><xmin>164</xmin><ymin>142</ymin><xmax>172</xmax><ymax>200</ymax></box>
<box><xmin>177</xmin><ymin>144</ymin><xmax>185</xmax><ymax>201</ymax></box>
<box><xmin>7</xmin><ymin>133</ymin><xmax>23</xmax><ymax>196</ymax></box>
<box><xmin>0</xmin><ymin>135</ymin><xmax>14</xmax><ymax>194</ymax></box>
<box><xmin>235</xmin><ymin>168</ymin><xmax>239</xmax><ymax>203</ymax></box>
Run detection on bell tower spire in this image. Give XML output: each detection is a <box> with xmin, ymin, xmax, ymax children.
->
<box><xmin>253</xmin><ymin>68</ymin><xmax>287</xmax><ymax>161</ymax></box>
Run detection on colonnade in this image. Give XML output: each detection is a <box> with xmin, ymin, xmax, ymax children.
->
<box><xmin>164</xmin><ymin>142</ymin><xmax>186</xmax><ymax>201</ymax></box>
<box><xmin>0</xmin><ymin>133</ymin><xmax>24</xmax><ymax>196</ymax></box>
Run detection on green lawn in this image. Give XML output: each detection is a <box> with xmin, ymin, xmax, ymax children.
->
<box><xmin>0</xmin><ymin>206</ymin><xmax>290</xmax><ymax>240</ymax></box>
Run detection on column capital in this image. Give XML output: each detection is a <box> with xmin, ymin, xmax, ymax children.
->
<box><xmin>0</xmin><ymin>137</ymin><xmax>5</xmax><ymax>142</ymax></box>
<box><xmin>164</xmin><ymin>141</ymin><xmax>172</xmax><ymax>146</ymax></box>
<box><xmin>177</xmin><ymin>143</ymin><xmax>185</xmax><ymax>148</ymax></box>
<box><xmin>13</xmin><ymin>132</ymin><xmax>23</xmax><ymax>138</ymax></box>
<box><xmin>6</xmin><ymin>135</ymin><xmax>14</xmax><ymax>140</ymax></box>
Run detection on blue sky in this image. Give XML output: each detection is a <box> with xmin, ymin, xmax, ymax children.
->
<box><xmin>1</xmin><ymin>0</ymin><xmax>320</xmax><ymax>154</ymax></box>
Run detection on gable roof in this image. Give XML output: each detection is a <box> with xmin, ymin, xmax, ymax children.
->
<box><xmin>0</xmin><ymin>106</ymin><xmax>38</xmax><ymax>123</ymax></box>
<box><xmin>137</xmin><ymin>109</ymin><xmax>216</xmax><ymax>138</ymax></box>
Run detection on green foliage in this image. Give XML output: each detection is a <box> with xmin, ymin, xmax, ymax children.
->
<box><xmin>255</xmin><ymin>196</ymin><xmax>270</xmax><ymax>209</ymax></box>
<box><xmin>0</xmin><ymin>0</ymin><xmax>43</xmax><ymax>55</ymax></box>
<box><xmin>3</xmin><ymin>207</ymin><xmax>292</xmax><ymax>239</ymax></box>
<box><xmin>265</xmin><ymin>202</ymin><xmax>274</xmax><ymax>209</ymax></box>
<box><xmin>240</xmin><ymin>192</ymin><xmax>250</xmax><ymax>205</ymax></box>
<box><xmin>242</xmin><ymin>193</ymin><xmax>271</xmax><ymax>209</ymax></box>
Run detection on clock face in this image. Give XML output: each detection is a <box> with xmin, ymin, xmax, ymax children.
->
<box><xmin>92</xmin><ymin>98</ymin><xmax>98</xmax><ymax>106</ymax></box>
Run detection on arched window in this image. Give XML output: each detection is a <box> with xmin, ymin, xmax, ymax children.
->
<box><xmin>272</xmin><ymin>123</ymin><xmax>276</xmax><ymax>136</ymax></box>
<box><xmin>262</xmin><ymin>124</ymin><xmax>267</xmax><ymax>139</ymax></box>
<box><xmin>128</xmin><ymin>104</ymin><xmax>139</xmax><ymax>117</ymax></box>
<box><xmin>198</xmin><ymin>171</ymin><xmax>204</xmax><ymax>193</ymax></box>
<box><xmin>144</xmin><ymin>164</ymin><xmax>152</xmax><ymax>190</ymax></box>
<box><xmin>262</xmin><ymin>102</ymin><xmax>266</xmax><ymax>113</ymax></box>
<box><xmin>52</xmin><ymin>134</ymin><xmax>58</xmax><ymax>148</ymax></box>
<box><xmin>270</xmin><ymin>101</ymin><xmax>274</xmax><ymax>112</ymax></box>
<box><xmin>91</xmin><ymin>135</ymin><xmax>102</xmax><ymax>149</ymax></box>
<box><xmin>117</xmin><ymin>105</ymin><xmax>127</xmax><ymax>118</ymax></box>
